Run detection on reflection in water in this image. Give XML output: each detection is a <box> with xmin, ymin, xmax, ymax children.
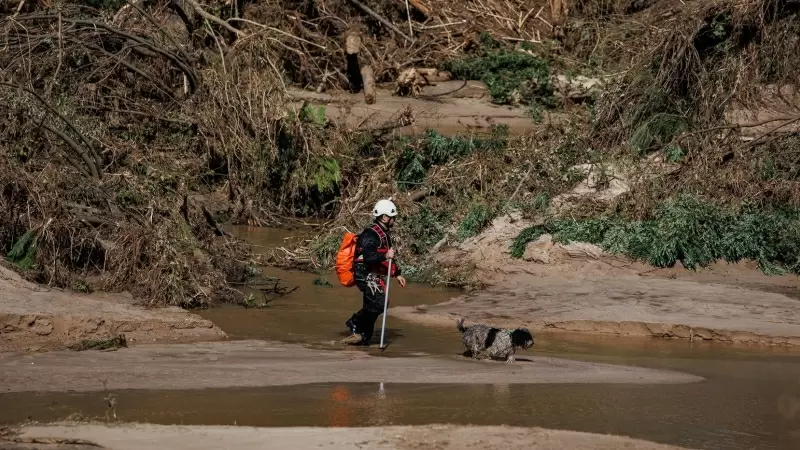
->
<box><xmin>327</xmin><ymin>383</ymin><xmax>391</xmax><ymax>428</ymax></box>
<box><xmin>373</xmin><ymin>383</ymin><xmax>390</xmax><ymax>426</ymax></box>
<box><xmin>328</xmin><ymin>385</ymin><xmax>352</xmax><ymax>427</ymax></box>
<box><xmin>777</xmin><ymin>381</ymin><xmax>800</xmax><ymax>440</ymax></box>
<box><xmin>3</xmin><ymin>380</ymin><xmax>799</xmax><ymax>449</ymax></box>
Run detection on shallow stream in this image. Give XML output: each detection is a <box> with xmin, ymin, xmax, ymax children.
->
<box><xmin>2</xmin><ymin>225</ymin><xmax>799</xmax><ymax>450</ymax></box>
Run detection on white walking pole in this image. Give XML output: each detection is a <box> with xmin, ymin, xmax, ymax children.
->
<box><xmin>379</xmin><ymin>258</ymin><xmax>392</xmax><ymax>350</ymax></box>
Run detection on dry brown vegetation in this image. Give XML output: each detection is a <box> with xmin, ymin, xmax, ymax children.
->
<box><xmin>594</xmin><ymin>0</ymin><xmax>800</xmax><ymax>216</ymax></box>
<box><xmin>1</xmin><ymin>0</ymin><xmax>799</xmax><ymax>302</ymax></box>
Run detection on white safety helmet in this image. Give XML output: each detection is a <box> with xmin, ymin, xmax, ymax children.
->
<box><xmin>372</xmin><ymin>199</ymin><xmax>398</xmax><ymax>217</ymax></box>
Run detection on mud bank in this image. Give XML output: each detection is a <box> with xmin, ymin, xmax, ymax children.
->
<box><xmin>287</xmin><ymin>81</ymin><xmax>560</xmax><ymax>135</ymax></box>
<box><xmin>405</xmin><ymin>215</ymin><xmax>800</xmax><ymax>346</ymax></box>
<box><xmin>0</xmin><ymin>266</ymin><xmax>224</xmax><ymax>352</ymax></box>
<box><xmin>0</xmin><ymin>340</ymin><xmax>700</xmax><ymax>393</ymax></box>
<box><xmin>4</xmin><ymin>424</ymin><xmax>692</xmax><ymax>450</ymax></box>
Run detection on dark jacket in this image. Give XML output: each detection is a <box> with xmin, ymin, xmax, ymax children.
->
<box><xmin>354</xmin><ymin>221</ymin><xmax>401</xmax><ymax>279</ymax></box>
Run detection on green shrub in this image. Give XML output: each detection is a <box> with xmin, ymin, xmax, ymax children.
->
<box><xmin>443</xmin><ymin>33</ymin><xmax>555</xmax><ymax>106</ymax></box>
<box><xmin>629</xmin><ymin>113</ymin><xmax>687</xmax><ymax>154</ymax></box>
<box><xmin>510</xmin><ymin>196</ymin><xmax>800</xmax><ymax>275</ymax></box>
<box><xmin>313</xmin><ymin>157</ymin><xmax>341</xmax><ymax>195</ymax></box>
<box><xmin>403</xmin><ymin>205</ymin><xmax>449</xmax><ymax>255</ymax></box>
<box><xmin>6</xmin><ymin>229</ymin><xmax>37</xmax><ymax>270</ymax></box>
<box><xmin>457</xmin><ymin>204</ymin><xmax>494</xmax><ymax>240</ymax></box>
<box><xmin>395</xmin><ymin>127</ymin><xmax>508</xmax><ymax>191</ymax></box>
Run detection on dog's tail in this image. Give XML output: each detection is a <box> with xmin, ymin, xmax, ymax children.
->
<box><xmin>456</xmin><ymin>317</ymin><xmax>467</xmax><ymax>333</ymax></box>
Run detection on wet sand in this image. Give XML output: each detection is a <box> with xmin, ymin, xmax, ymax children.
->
<box><xmin>422</xmin><ymin>215</ymin><xmax>800</xmax><ymax>345</ymax></box>
<box><xmin>0</xmin><ymin>340</ymin><xmax>701</xmax><ymax>393</ymax></box>
<box><xmin>6</xmin><ymin>424</ymin><xmax>692</xmax><ymax>450</ymax></box>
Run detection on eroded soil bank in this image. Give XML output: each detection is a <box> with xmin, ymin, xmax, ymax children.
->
<box><xmin>2</xmin><ymin>424</ymin><xmax>691</xmax><ymax>450</ymax></box>
<box><xmin>394</xmin><ymin>215</ymin><xmax>800</xmax><ymax>346</ymax></box>
<box><xmin>287</xmin><ymin>81</ymin><xmax>559</xmax><ymax>135</ymax></box>
<box><xmin>0</xmin><ymin>266</ymin><xmax>224</xmax><ymax>352</ymax></box>
<box><xmin>0</xmin><ymin>340</ymin><xmax>700</xmax><ymax>393</ymax></box>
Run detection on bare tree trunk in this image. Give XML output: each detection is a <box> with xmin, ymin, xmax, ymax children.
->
<box><xmin>549</xmin><ymin>0</ymin><xmax>568</xmax><ymax>24</ymax></box>
<box><xmin>361</xmin><ymin>65</ymin><xmax>376</xmax><ymax>105</ymax></box>
<box><xmin>549</xmin><ymin>0</ymin><xmax>569</xmax><ymax>39</ymax></box>
<box><xmin>345</xmin><ymin>32</ymin><xmax>363</xmax><ymax>93</ymax></box>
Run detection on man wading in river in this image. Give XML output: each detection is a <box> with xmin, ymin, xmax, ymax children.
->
<box><xmin>342</xmin><ymin>199</ymin><xmax>406</xmax><ymax>346</ymax></box>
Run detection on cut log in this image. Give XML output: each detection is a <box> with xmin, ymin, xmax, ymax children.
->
<box><xmin>548</xmin><ymin>0</ymin><xmax>568</xmax><ymax>25</ymax></box>
<box><xmin>345</xmin><ymin>33</ymin><xmax>361</xmax><ymax>55</ymax></box>
<box><xmin>345</xmin><ymin>32</ymin><xmax>363</xmax><ymax>93</ymax></box>
<box><xmin>361</xmin><ymin>65</ymin><xmax>376</xmax><ymax>105</ymax></box>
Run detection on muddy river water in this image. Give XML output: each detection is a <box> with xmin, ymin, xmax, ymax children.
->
<box><xmin>2</xmin><ymin>226</ymin><xmax>800</xmax><ymax>450</ymax></box>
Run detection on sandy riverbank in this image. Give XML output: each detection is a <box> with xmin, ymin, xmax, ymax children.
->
<box><xmin>3</xmin><ymin>424</ymin><xmax>693</xmax><ymax>450</ymax></box>
<box><xmin>0</xmin><ymin>340</ymin><xmax>701</xmax><ymax>393</ymax></box>
<box><xmin>397</xmin><ymin>215</ymin><xmax>800</xmax><ymax>346</ymax></box>
<box><xmin>0</xmin><ymin>266</ymin><xmax>225</xmax><ymax>353</ymax></box>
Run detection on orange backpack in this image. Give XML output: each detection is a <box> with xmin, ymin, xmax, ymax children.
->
<box><xmin>335</xmin><ymin>232</ymin><xmax>358</xmax><ymax>287</ymax></box>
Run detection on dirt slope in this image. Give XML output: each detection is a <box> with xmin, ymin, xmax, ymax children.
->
<box><xmin>0</xmin><ymin>340</ymin><xmax>701</xmax><ymax>393</ymax></box>
<box><xmin>288</xmin><ymin>81</ymin><xmax>561</xmax><ymax>135</ymax></box>
<box><xmin>0</xmin><ymin>265</ymin><xmax>224</xmax><ymax>352</ymax></box>
<box><xmin>392</xmin><ymin>214</ymin><xmax>800</xmax><ymax>346</ymax></box>
<box><xmin>6</xmin><ymin>424</ymin><xmax>693</xmax><ymax>450</ymax></box>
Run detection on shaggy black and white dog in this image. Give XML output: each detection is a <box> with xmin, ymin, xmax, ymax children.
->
<box><xmin>456</xmin><ymin>318</ymin><xmax>534</xmax><ymax>363</ymax></box>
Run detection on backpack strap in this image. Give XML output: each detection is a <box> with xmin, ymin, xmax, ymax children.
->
<box><xmin>355</xmin><ymin>224</ymin><xmax>390</xmax><ymax>261</ymax></box>
<box><xmin>370</xmin><ymin>223</ymin><xmax>389</xmax><ymax>249</ymax></box>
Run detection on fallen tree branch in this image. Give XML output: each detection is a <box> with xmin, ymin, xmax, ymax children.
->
<box><xmin>72</xmin><ymin>39</ymin><xmax>176</xmax><ymax>100</ymax></box>
<box><xmin>346</xmin><ymin>0</ymin><xmax>414</xmax><ymax>42</ymax></box>
<box><xmin>184</xmin><ymin>0</ymin><xmax>246</xmax><ymax>37</ymax></box>
<box><xmin>201</xmin><ymin>204</ymin><xmax>229</xmax><ymax>236</ymax></box>
<box><xmin>361</xmin><ymin>65</ymin><xmax>376</xmax><ymax>104</ymax></box>
<box><xmin>405</xmin><ymin>0</ymin><xmax>431</xmax><ymax>16</ymax></box>
<box><xmin>166</xmin><ymin>0</ymin><xmax>196</xmax><ymax>35</ymax></box>
<box><xmin>15</xmin><ymin>16</ymin><xmax>199</xmax><ymax>93</ymax></box>
<box><xmin>681</xmin><ymin>114</ymin><xmax>800</xmax><ymax>137</ymax></box>
<box><xmin>1</xmin><ymin>82</ymin><xmax>102</xmax><ymax>179</ymax></box>
<box><xmin>126</xmin><ymin>0</ymin><xmax>194</xmax><ymax>65</ymax></box>
<box><xmin>227</xmin><ymin>18</ymin><xmax>325</xmax><ymax>49</ymax></box>
<box><xmin>39</xmin><ymin>122</ymin><xmax>99</xmax><ymax>179</ymax></box>
<box><xmin>745</xmin><ymin>115</ymin><xmax>800</xmax><ymax>149</ymax></box>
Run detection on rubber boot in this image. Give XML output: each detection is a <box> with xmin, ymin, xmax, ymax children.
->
<box><xmin>341</xmin><ymin>317</ymin><xmax>363</xmax><ymax>345</ymax></box>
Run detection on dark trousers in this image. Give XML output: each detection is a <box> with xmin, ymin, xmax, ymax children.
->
<box><xmin>347</xmin><ymin>272</ymin><xmax>386</xmax><ymax>343</ymax></box>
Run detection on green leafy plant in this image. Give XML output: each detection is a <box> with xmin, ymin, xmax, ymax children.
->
<box><xmin>6</xmin><ymin>229</ymin><xmax>38</xmax><ymax>270</ymax></box>
<box><xmin>531</xmin><ymin>192</ymin><xmax>551</xmax><ymax>213</ymax></box>
<box><xmin>313</xmin><ymin>157</ymin><xmax>341</xmax><ymax>195</ymax></box>
<box><xmin>299</xmin><ymin>103</ymin><xmax>327</xmax><ymax>126</ymax></box>
<box><xmin>510</xmin><ymin>225</ymin><xmax>547</xmax><ymax>258</ymax></box>
<box><xmin>312</xmin><ymin>277</ymin><xmax>333</xmax><ymax>287</ymax></box>
<box><xmin>457</xmin><ymin>204</ymin><xmax>494</xmax><ymax>240</ymax></box>
<box><xmin>509</xmin><ymin>196</ymin><xmax>800</xmax><ymax>275</ymax></box>
<box><xmin>310</xmin><ymin>233</ymin><xmax>343</xmax><ymax>268</ymax></box>
<box><xmin>72</xmin><ymin>279</ymin><xmax>91</xmax><ymax>293</ymax></box>
<box><xmin>403</xmin><ymin>205</ymin><xmax>449</xmax><ymax>255</ymax></box>
<box><xmin>443</xmin><ymin>33</ymin><xmax>555</xmax><ymax>106</ymax></box>
<box><xmin>629</xmin><ymin>113</ymin><xmax>687</xmax><ymax>154</ymax></box>
<box><xmin>664</xmin><ymin>145</ymin><xmax>686</xmax><ymax>163</ymax></box>
<box><xmin>395</xmin><ymin>127</ymin><xmax>508</xmax><ymax>190</ymax></box>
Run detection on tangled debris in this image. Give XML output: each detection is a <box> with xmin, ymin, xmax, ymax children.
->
<box><xmin>68</xmin><ymin>334</ymin><xmax>129</xmax><ymax>351</ymax></box>
<box><xmin>261</xmin><ymin>0</ymin><xmax>800</xmax><ymax>281</ymax></box>
<box><xmin>1</xmin><ymin>0</ymin><xmax>799</xmax><ymax>302</ymax></box>
<box><xmin>593</xmin><ymin>0</ymin><xmax>800</xmax><ymax>215</ymax></box>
